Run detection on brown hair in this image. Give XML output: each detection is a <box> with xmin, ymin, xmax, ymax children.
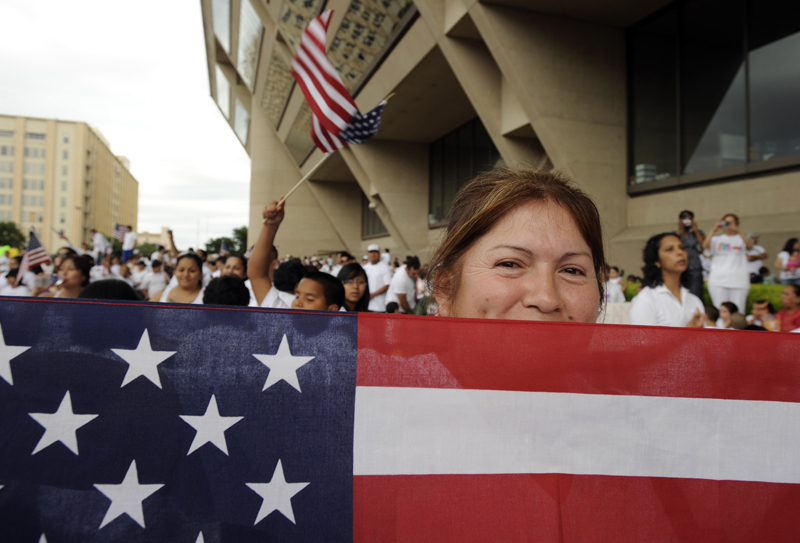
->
<box><xmin>62</xmin><ymin>255</ymin><xmax>92</xmax><ymax>287</ymax></box>
<box><xmin>429</xmin><ymin>168</ymin><xmax>607</xmax><ymax>311</ymax></box>
<box><xmin>722</xmin><ymin>213</ymin><xmax>740</xmax><ymax>225</ymax></box>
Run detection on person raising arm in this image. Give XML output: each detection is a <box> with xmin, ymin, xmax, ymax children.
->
<box><xmin>247</xmin><ymin>201</ymin><xmax>289</xmax><ymax>309</ymax></box>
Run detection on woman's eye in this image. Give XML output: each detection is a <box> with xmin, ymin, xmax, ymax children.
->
<box><xmin>562</xmin><ymin>267</ymin><xmax>584</xmax><ymax>276</ymax></box>
<box><xmin>498</xmin><ymin>261</ymin><xmax>517</xmax><ymax>268</ymax></box>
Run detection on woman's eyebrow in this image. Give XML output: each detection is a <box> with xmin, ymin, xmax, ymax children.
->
<box><xmin>489</xmin><ymin>244</ymin><xmax>533</xmax><ymax>256</ymax></box>
<box><xmin>560</xmin><ymin>251</ymin><xmax>592</xmax><ymax>260</ymax></box>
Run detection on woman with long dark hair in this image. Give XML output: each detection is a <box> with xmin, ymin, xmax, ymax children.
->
<box><xmin>152</xmin><ymin>252</ymin><xmax>205</xmax><ymax>304</ymax></box>
<box><xmin>337</xmin><ymin>263</ymin><xmax>370</xmax><ymax>312</ymax></box>
<box><xmin>775</xmin><ymin>238</ymin><xmax>800</xmax><ymax>286</ymax></box>
<box><xmin>629</xmin><ymin>233</ymin><xmax>705</xmax><ymax>327</ymax></box>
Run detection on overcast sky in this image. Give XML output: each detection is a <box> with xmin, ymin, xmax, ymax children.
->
<box><xmin>0</xmin><ymin>0</ymin><xmax>251</xmax><ymax>250</ymax></box>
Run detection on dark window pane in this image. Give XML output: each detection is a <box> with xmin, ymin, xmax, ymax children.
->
<box><xmin>748</xmin><ymin>0</ymin><xmax>800</xmax><ymax>162</ymax></box>
<box><xmin>456</xmin><ymin>122</ymin><xmax>473</xmax><ymax>194</ymax></box>
<box><xmin>630</xmin><ymin>6</ymin><xmax>678</xmax><ymax>184</ymax></box>
<box><xmin>681</xmin><ymin>0</ymin><xmax>746</xmax><ymax>174</ymax></box>
<box><xmin>429</xmin><ymin>140</ymin><xmax>444</xmax><ymax>225</ymax></box>
<box><xmin>442</xmin><ymin>131</ymin><xmax>458</xmax><ymax>217</ymax></box>
<box><xmin>361</xmin><ymin>192</ymin><xmax>387</xmax><ymax>239</ymax></box>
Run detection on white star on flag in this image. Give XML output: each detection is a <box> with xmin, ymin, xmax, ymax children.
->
<box><xmin>0</xmin><ymin>322</ymin><xmax>31</xmax><ymax>385</ymax></box>
<box><xmin>28</xmin><ymin>391</ymin><xmax>98</xmax><ymax>455</ymax></box>
<box><xmin>179</xmin><ymin>395</ymin><xmax>243</xmax><ymax>455</ymax></box>
<box><xmin>111</xmin><ymin>329</ymin><xmax>176</xmax><ymax>389</ymax></box>
<box><xmin>38</xmin><ymin>535</ymin><xmax>47</xmax><ymax>543</ymax></box>
<box><xmin>94</xmin><ymin>460</ymin><xmax>163</xmax><ymax>529</ymax></box>
<box><xmin>246</xmin><ymin>459</ymin><xmax>309</xmax><ymax>525</ymax></box>
<box><xmin>195</xmin><ymin>532</ymin><xmax>205</xmax><ymax>543</ymax></box>
<box><xmin>252</xmin><ymin>335</ymin><xmax>315</xmax><ymax>392</ymax></box>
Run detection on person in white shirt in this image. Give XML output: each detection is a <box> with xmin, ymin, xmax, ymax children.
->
<box><xmin>386</xmin><ymin>256</ymin><xmax>421</xmax><ymax>313</ymax></box>
<box><xmin>140</xmin><ymin>260</ymin><xmax>168</xmax><ymax>300</ymax></box>
<box><xmin>0</xmin><ymin>269</ymin><xmax>31</xmax><ymax>296</ymax></box>
<box><xmin>121</xmin><ymin>226</ymin><xmax>137</xmax><ymax>262</ymax></box>
<box><xmin>745</xmin><ymin>233</ymin><xmax>767</xmax><ymax>279</ymax></box>
<box><xmin>630</xmin><ymin>233</ymin><xmax>705</xmax><ymax>328</ymax></box>
<box><xmin>775</xmin><ymin>237</ymin><xmax>800</xmax><ymax>286</ymax></box>
<box><xmin>701</xmin><ymin>213</ymin><xmax>753</xmax><ymax>311</ymax></box>
<box><xmin>363</xmin><ymin>243</ymin><xmax>393</xmax><ymax>312</ymax></box>
<box><xmin>381</xmin><ymin>248</ymin><xmax>391</xmax><ymax>265</ymax></box>
<box><xmin>90</xmin><ymin>228</ymin><xmax>110</xmax><ymax>263</ymax></box>
<box><xmin>603</xmin><ymin>266</ymin><xmax>627</xmax><ymax>304</ymax></box>
<box><xmin>131</xmin><ymin>261</ymin><xmax>148</xmax><ymax>286</ymax></box>
<box><xmin>247</xmin><ymin>200</ymin><xmax>289</xmax><ymax>309</ymax></box>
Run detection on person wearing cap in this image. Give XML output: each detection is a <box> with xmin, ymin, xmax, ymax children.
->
<box><xmin>364</xmin><ymin>243</ymin><xmax>393</xmax><ymax>312</ymax></box>
<box><xmin>746</xmin><ymin>233</ymin><xmax>767</xmax><ymax>282</ymax></box>
<box><xmin>674</xmin><ymin>210</ymin><xmax>705</xmax><ymax>299</ymax></box>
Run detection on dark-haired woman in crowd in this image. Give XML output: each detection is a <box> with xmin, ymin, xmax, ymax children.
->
<box><xmin>38</xmin><ymin>255</ymin><xmax>91</xmax><ymax>299</ymax></box>
<box><xmin>153</xmin><ymin>252</ymin><xmax>205</xmax><ymax>304</ymax></box>
<box><xmin>775</xmin><ymin>238</ymin><xmax>800</xmax><ymax>286</ymax></box>
<box><xmin>337</xmin><ymin>263</ymin><xmax>370</xmax><ymax>312</ymax></box>
<box><xmin>629</xmin><ymin>233</ymin><xmax>705</xmax><ymax>327</ymax></box>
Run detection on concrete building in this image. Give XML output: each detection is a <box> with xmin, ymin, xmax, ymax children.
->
<box><xmin>200</xmin><ymin>0</ymin><xmax>800</xmax><ymax>274</ymax></box>
<box><xmin>138</xmin><ymin>227</ymin><xmax>171</xmax><ymax>248</ymax></box>
<box><xmin>0</xmin><ymin>115</ymin><xmax>139</xmax><ymax>253</ymax></box>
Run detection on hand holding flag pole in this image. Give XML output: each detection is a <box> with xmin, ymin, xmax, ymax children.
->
<box><xmin>276</xmin><ymin>10</ymin><xmax>392</xmax><ymax>208</ymax></box>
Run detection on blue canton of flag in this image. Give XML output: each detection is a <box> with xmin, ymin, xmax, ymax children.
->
<box><xmin>0</xmin><ymin>299</ymin><xmax>357</xmax><ymax>543</ymax></box>
<box><xmin>338</xmin><ymin>103</ymin><xmax>386</xmax><ymax>145</ymax></box>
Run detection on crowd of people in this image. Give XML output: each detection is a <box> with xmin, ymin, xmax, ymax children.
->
<box><xmin>0</xmin><ymin>167</ymin><xmax>798</xmax><ymax>333</ymax></box>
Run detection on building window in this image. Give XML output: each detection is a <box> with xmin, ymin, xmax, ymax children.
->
<box><xmin>37</xmin><ymin>213</ymin><xmax>43</xmax><ymax>223</ymax></box>
<box><xmin>24</xmin><ymin>147</ymin><xmax>29</xmax><ymax>157</ymax></box>
<box><xmin>63</xmin><ymin>150</ymin><xmax>68</xmax><ymax>160</ymax></box>
<box><xmin>362</xmin><ymin>193</ymin><xmax>388</xmax><ymax>239</ymax></box>
<box><xmin>234</xmin><ymin>99</ymin><xmax>250</xmax><ymax>145</ymax></box>
<box><xmin>24</xmin><ymin>179</ymin><xmax>28</xmax><ymax>189</ymax></box>
<box><xmin>628</xmin><ymin>0</ymin><xmax>800</xmax><ymax>192</ymax></box>
<box><xmin>41</xmin><ymin>149</ymin><xmax>45</xmax><ymax>159</ymax></box>
<box><xmin>61</xmin><ymin>197</ymin><xmax>66</xmax><ymax>208</ymax></box>
<box><xmin>212</xmin><ymin>0</ymin><xmax>231</xmax><ymax>53</ymax></box>
<box><xmin>63</xmin><ymin>134</ymin><xmax>69</xmax><ymax>143</ymax></box>
<box><xmin>0</xmin><ymin>146</ymin><xmax>6</xmax><ymax>155</ymax></box>
<box><xmin>237</xmin><ymin>0</ymin><xmax>263</xmax><ymax>91</ymax></box>
<box><xmin>7</xmin><ymin>195</ymin><xmax>11</xmax><ymax>205</ymax></box>
<box><xmin>60</xmin><ymin>213</ymin><xmax>66</xmax><ymax>224</ymax></box>
<box><xmin>429</xmin><ymin>117</ymin><xmax>504</xmax><ymax>227</ymax></box>
<box><xmin>216</xmin><ymin>65</ymin><xmax>231</xmax><ymax>119</ymax></box>
<box><xmin>0</xmin><ymin>131</ymin><xmax>13</xmax><ymax>138</ymax></box>
<box><xmin>26</xmin><ymin>133</ymin><xmax>46</xmax><ymax>140</ymax></box>
<box><xmin>62</xmin><ymin>166</ymin><xmax>68</xmax><ymax>176</ymax></box>
<box><xmin>0</xmin><ymin>178</ymin><xmax>4</xmax><ymax>188</ymax></box>
<box><xmin>0</xmin><ymin>195</ymin><xmax>5</xmax><ymax>205</ymax></box>
<box><xmin>62</xmin><ymin>181</ymin><xmax>67</xmax><ymax>191</ymax></box>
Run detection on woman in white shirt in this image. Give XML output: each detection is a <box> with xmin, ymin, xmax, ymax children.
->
<box><xmin>775</xmin><ymin>237</ymin><xmax>800</xmax><ymax>286</ymax></box>
<box><xmin>630</xmin><ymin>233</ymin><xmax>705</xmax><ymax>327</ymax></box>
<box><xmin>153</xmin><ymin>252</ymin><xmax>204</xmax><ymax>304</ymax></box>
<box><xmin>701</xmin><ymin>213</ymin><xmax>753</xmax><ymax>311</ymax></box>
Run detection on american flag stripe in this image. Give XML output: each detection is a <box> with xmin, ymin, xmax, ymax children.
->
<box><xmin>291</xmin><ymin>10</ymin><xmax>358</xmax><ymax>136</ymax></box>
<box><xmin>311</xmin><ymin>114</ymin><xmax>344</xmax><ymax>155</ymax></box>
<box><xmin>15</xmin><ymin>231</ymin><xmax>51</xmax><ymax>284</ymax></box>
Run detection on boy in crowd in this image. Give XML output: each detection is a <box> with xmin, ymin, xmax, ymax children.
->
<box><xmin>291</xmin><ymin>272</ymin><xmax>345</xmax><ymax>312</ymax></box>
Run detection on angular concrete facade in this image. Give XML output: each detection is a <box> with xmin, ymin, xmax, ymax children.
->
<box><xmin>201</xmin><ymin>0</ymin><xmax>800</xmax><ymax>273</ymax></box>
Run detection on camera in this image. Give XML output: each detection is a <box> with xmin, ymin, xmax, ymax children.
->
<box><xmin>720</xmin><ymin>221</ymin><xmax>730</xmax><ymax>227</ymax></box>
<box><xmin>682</xmin><ymin>219</ymin><xmax>692</xmax><ymax>227</ymax></box>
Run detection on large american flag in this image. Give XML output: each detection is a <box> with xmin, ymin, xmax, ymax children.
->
<box><xmin>1</xmin><ymin>298</ymin><xmax>799</xmax><ymax>541</ymax></box>
<box><xmin>15</xmin><ymin>231</ymin><xmax>50</xmax><ymax>285</ymax></box>
<box><xmin>113</xmin><ymin>224</ymin><xmax>126</xmax><ymax>242</ymax></box>
<box><xmin>291</xmin><ymin>10</ymin><xmax>385</xmax><ymax>155</ymax></box>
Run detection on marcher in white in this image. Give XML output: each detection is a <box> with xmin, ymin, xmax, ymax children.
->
<box><xmin>701</xmin><ymin>213</ymin><xmax>753</xmax><ymax>311</ymax></box>
<box><xmin>90</xmin><ymin>228</ymin><xmax>110</xmax><ymax>263</ymax></box>
<box><xmin>630</xmin><ymin>233</ymin><xmax>705</xmax><ymax>327</ymax></box>
<box><xmin>604</xmin><ymin>266</ymin><xmax>627</xmax><ymax>304</ymax></box>
<box><xmin>386</xmin><ymin>256</ymin><xmax>421</xmax><ymax>313</ymax></box>
<box><xmin>745</xmin><ymin>233</ymin><xmax>767</xmax><ymax>279</ymax></box>
<box><xmin>363</xmin><ymin>243</ymin><xmax>393</xmax><ymax>312</ymax></box>
<box><xmin>247</xmin><ymin>200</ymin><xmax>289</xmax><ymax>309</ymax></box>
<box><xmin>121</xmin><ymin>226</ymin><xmax>137</xmax><ymax>262</ymax></box>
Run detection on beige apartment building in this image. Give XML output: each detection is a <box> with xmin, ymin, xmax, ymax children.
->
<box><xmin>0</xmin><ymin>115</ymin><xmax>139</xmax><ymax>253</ymax></box>
<box><xmin>200</xmin><ymin>0</ymin><xmax>800</xmax><ymax>273</ymax></box>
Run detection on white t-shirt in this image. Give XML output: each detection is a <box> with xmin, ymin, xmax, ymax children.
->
<box><xmin>746</xmin><ymin>244</ymin><xmax>766</xmax><ymax>275</ymax></box>
<box><xmin>707</xmin><ymin>234</ymin><xmax>750</xmax><ymax>289</ymax></box>
<box><xmin>140</xmin><ymin>270</ymin><xmax>168</xmax><ymax>299</ymax></box>
<box><xmin>777</xmin><ymin>251</ymin><xmax>800</xmax><ymax>281</ymax></box>
<box><xmin>258</xmin><ymin>284</ymin><xmax>289</xmax><ymax>309</ymax></box>
<box><xmin>604</xmin><ymin>277</ymin><xmax>626</xmax><ymax>304</ymax></box>
<box><xmin>629</xmin><ymin>284</ymin><xmax>705</xmax><ymax>327</ymax></box>
<box><xmin>386</xmin><ymin>267</ymin><xmax>417</xmax><ymax>312</ymax></box>
<box><xmin>159</xmin><ymin>284</ymin><xmax>204</xmax><ymax>304</ymax></box>
<box><xmin>92</xmin><ymin>232</ymin><xmax>109</xmax><ymax>254</ymax></box>
<box><xmin>122</xmin><ymin>231</ymin><xmax>137</xmax><ymax>251</ymax></box>
<box><xmin>364</xmin><ymin>261</ymin><xmax>393</xmax><ymax>312</ymax></box>
<box><xmin>381</xmin><ymin>252</ymin><xmax>391</xmax><ymax>265</ymax></box>
<box><xmin>0</xmin><ymin>284</ymin><xmax>30</xmax><ymax>296</ymax></box>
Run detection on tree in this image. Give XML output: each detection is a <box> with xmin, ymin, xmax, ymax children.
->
<box><xmin>0</xmin><ymin>222</ymin><xmax>26</xmax><ymax>249</ymax></box>
<box><xmin>206</xmin><ymin>226</ymin><xmax>248</xmax><ymax>255</ymax></box>
<box><xmin>137</xmin><ymin>243</ymin><xmax>158</xmax><ymax>258</ymax></box>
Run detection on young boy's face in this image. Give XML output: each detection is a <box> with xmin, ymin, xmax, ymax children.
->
<box><xmin>292</xmin><ymin>278</ymin><xmax>337</xmax><ymax>311</ymax></box>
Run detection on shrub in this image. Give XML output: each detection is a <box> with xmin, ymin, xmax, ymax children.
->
<box><xmin>627</xmin><ymin>281</ymin><xmax>784</xmax><ymax>314</ymax></box>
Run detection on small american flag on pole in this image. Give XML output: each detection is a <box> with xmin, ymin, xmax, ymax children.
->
<box><xmin>291</xmin><ymin>10</ymin><xmax>386</xmax><ymax>155</ymax></box>
<box><xmin>16</xmin><ymin>230</ymin><xmax>51</xmax><ymax>285</ymax></box>
<box><xmin>112</xmin><ymin>224</ymin><xmax>126</xmax><ymax>242</ymax></box>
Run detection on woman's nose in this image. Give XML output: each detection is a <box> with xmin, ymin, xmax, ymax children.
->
<box><xmin>520</xmin><ymin>270</ymin><xmax>561</xmax><ymax>314</ymax></box>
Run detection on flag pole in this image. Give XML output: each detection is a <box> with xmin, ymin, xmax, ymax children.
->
<box><xmin>276</xmin><ymin>152</ymin><xmax>332</xmax><ymax>208</ymax></box>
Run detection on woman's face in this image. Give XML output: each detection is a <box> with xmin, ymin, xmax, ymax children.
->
<box><xmin>175</xmin><ymin>258</ymin><xmax>202</xmax><ymax>289</ymax></box>
<box><xmin>781</xmin><ymin>286</ymin><xmax>799</xmax><ymax>310</ymax></box>
<box><xmin>608</xmin><ymin>268</ymin><xmax>620</xmax><ymax>279</ymax></box>
<box><xmin>58</xmin><ymin>259</ymin><xmax>85</xmax><ymax>289</ymax></box>
<box><xmin>658</xmin><ymin>235</ymin><xmax>688</xmax><ymax>275</ymax></box>
<box><xmin>438</xmin><ymin>199</ymin><xmax>599</xmax><ymax>323</ymax></box>
<box><xmin>343</xmin><ymin>274</ymin><xmax>367</xmax><ymax>306</ymax></box>
<box><xmin>722</xmin><ymin>215</ymin><xmax>738</xmax><ymax>236</ymax></box>
<box><xmin>223</xmin><ymin>257</ymin><xmax>247</xmax><ymax>279</ymax></box>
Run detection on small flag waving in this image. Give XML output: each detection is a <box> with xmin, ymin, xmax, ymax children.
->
<box><xmin>112</xmin><ymin>224</ymin><xmax>126</xmax><ymax>242</ymax></box>
<box><xmin>16</xmin><ymin>231</ymin><xmax>51</xmax><ymax>285</ymax></box>
<box><xmin>291</xmin><ymin>10</ymin><xmax>386</xmax><ymax>154</ymax></box>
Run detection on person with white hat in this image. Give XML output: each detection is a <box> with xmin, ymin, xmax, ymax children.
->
<box><xmin>363</xmin><ymin>243</ymin><xmax>392</xmax><ymax>312</ymax></box>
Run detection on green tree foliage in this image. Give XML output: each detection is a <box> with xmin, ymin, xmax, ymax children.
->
<box><xmin>0</xmin><ymin>222</ymin><xmax>26</xmax><ymax>249</ymax></box>
<box><xmin>206</xmin><ymin>226</ymin><xmax>248</xmax><ymax>255</ymax></box>
<box><xmin>137</xmin><ymin>243</ymin><xmax>158</xmax><ymax>258</ymax></box>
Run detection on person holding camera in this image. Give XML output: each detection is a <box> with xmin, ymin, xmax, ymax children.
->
<box><xmin>675</xmin><ymin>210</ymin><xmax>705</xmax><ymax>299</ymax></box>
<box><xmin>701</xmin><ymin>213</ymin><xmax>754</xmax><ymax>311</ymax></box>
